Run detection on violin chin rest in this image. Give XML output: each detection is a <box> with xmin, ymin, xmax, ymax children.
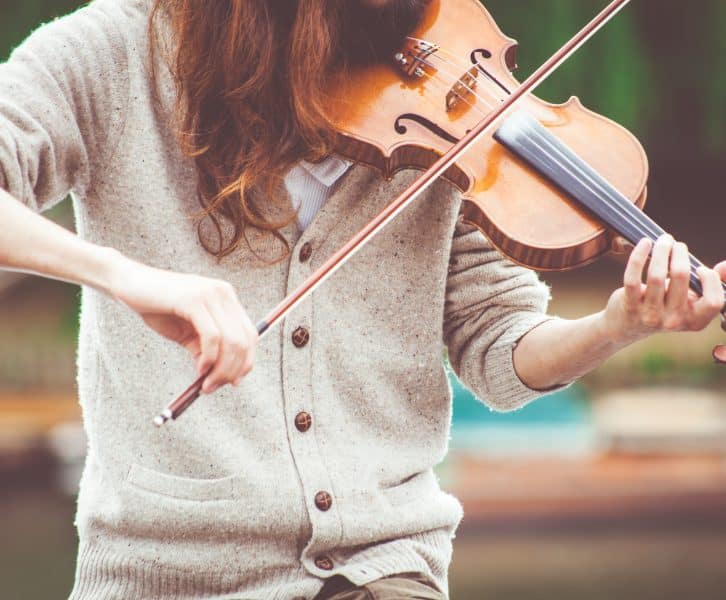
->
<box><xmin>712</xmin><ymin>345</ymin><xmax>726</xmax><ymax>365</ymax></box>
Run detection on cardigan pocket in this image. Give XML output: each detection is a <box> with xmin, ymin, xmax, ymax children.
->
<box><xmin>380</xmin><ymin>469</ymin><xmax>438</xmax><ymax>507</ymax></box>
<box><xmin>125</xmin><ymin>463</ymin><xmax>237</xmax><ymax>502</ymax></box>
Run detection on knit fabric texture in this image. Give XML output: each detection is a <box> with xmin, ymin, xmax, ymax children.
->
<box><xmin>0</xmin><ymin>1</ymin><xmax>563</xmax><ymax>598</ymax></box>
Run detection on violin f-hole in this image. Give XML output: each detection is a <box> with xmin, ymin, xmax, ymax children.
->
<box><xmin>394</xmin><ymin>113</ymin><xmax>460</xmax><ymax>144</ymax></box>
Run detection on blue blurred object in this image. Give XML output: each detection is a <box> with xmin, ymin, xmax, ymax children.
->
<box><xmin>447</xmin><ymin>364</ymin><xmax>596</xmax><ymax>456</ymax></box>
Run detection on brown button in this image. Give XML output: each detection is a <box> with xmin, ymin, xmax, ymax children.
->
<box><xmin>299</xmin><ymin>242</ymin><xmax>313</xmax><ymax>262</ymax></box>
<box><xmin>314</xmin><ymin>555</ymin><xmax>334</xmax><ymax>571</ymax></box>
<box><xmin>315</xmin><ymin>490</ymin><xmax>333</xmax><ymax>511</ymax></box>
<box><xmin>295</xmin><ymin>411</ymin><xmax>312</xmax><ymax>433</ymax></box>
<box><xmin>292</xmin><ymin>326</ymin><xmax>310</xmax><ymax>348</ymax></box>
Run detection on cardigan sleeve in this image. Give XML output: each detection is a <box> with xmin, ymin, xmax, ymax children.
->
<box><xmin>443</xmin><ymin>216</ymin><xmax>571</xmax><ymax>412</ymax></box>
<box><xmin>0</xmin><ymin>0</ymin><xmax>129</xmax><ymax>213</ymax></box>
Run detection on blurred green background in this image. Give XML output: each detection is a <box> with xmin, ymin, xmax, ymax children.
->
<box><xmin>1</xmin><ymin>1</ymin><xmax>726</xmax><ymax>599</ymax></box>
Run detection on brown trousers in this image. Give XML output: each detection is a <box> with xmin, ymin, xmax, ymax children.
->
<box><xmin>314</xmin><ymin>573</ymin><xmax>446</xmax><ymax>600</ymax></box>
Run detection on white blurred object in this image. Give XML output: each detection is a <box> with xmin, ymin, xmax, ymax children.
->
<box><xmin>593</xmin><ymin>387</ymin><xmax>726</xmax><ymax>454</ymax></box>
<box><xmin>47</xmin><ymin>421</ymin><xmax>87</xmax><ymax>496</ymax></box>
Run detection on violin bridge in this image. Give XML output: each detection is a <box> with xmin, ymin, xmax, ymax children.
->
<box><xmin>446</xmin><ymin>66</ymin><xmax>479</xmax><ymax>112</ymax></box>
<box><xmin>394</xmin><ymin>38</ymin><xmax>439</xmax><ymax>80</ymax></box>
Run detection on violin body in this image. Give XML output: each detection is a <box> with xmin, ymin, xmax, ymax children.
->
<box><xmin>326</xmin><ymin>0</ymin><xmax>649</xmax><ymax>271</ymax></box>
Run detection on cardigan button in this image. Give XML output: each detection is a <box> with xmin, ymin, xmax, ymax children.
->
<box><xmin>314</xmin><ymin>555</ymin><xmax>334</xmax><ymax>571</ymax></box>
<box><xmin>299</xmin><ymin>242</ymin><xmax>313</xmax><ymax>262</ymax></box>
<box><xmin>314</xmin><ymin>491</ymin><xmax>333</xmax><ymax>511</ymax></box>
<box><xmin>295</xmin><ymin>411</ymin><xmax>312</xmax><ymax>433</ymax></box>
<box><xmin>292</xmin><ymin>326</ymin><xmax>310</xmax><ymax>348</ymax></box>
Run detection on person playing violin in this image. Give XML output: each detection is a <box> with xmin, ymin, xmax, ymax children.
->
<box><xmin>0</xmin><ymin>0</ymin><xmax>723</xmax><ymax>598</ymax></box>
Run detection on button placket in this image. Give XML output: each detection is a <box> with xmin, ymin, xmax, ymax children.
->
<box><xmin>314</xmin><ymin>555</ymin><xmax>334</xmax><ymax>571</ymax></box>
<box><xmin>299</xmin><ymin>241</ymin><xmax>313</xmax><ymax>262</ymax></box>
<box><xmin>282</xmin><ymin>235</ymin><xmax>343</xmax><ymax>570</ymax></box>
<box><xmin>314</xmin><ymin>490</ymin><xmax>333</xmax><ymax>512</ymax></box>
<box><xmin>292</xmin><ymin>326</ymin><xmax>310</xmax><ymax>348</ymax></box>
<box><xmin>295</xmin><ymin>411</ymin><xmax>312</xmax><ymax>433</ymax></box>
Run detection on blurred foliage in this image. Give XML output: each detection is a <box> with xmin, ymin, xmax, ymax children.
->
<box><xmin>0</xmin><ymin>0</ymin><xmax>80</xmax><ymax>59</ymax></box>
<box><xmin>485</xmin><ymin>0</ymin><xmax>726</xmax><ymax>158</ymax></box>
<box><xmin>2</xmin><ymin>0</ymin><xmax>725</xmax><ymax>161</ymax></box>
<box><xmin>1</xmin><ymin>0</ymin><xmax>724</xmax><ymax>161</ymax></box>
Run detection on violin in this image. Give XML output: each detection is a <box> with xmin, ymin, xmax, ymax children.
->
<box><xmin>154</xmin><ymin>0</ymin><xmax>726</xmax><ymax>426</ymax></box>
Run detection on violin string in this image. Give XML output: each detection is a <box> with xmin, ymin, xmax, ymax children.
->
<box><xmin>419</xmin><ymin>53</ymin><xmax>508</xmax><ymax>110</ymax></box>
<box><xmin>422</xmin><ymin>46</ymin><xmax>515</xmax><ymax>106</ymax></box>
<box><xmin>524</xmin><ymin>122</ymin><xmax>726</xmax><ymax>296</ymax></box>
<box><xmin>416</xmin><ymin>70</ymin><xmax>487</xmax><ymax>121</ymax></box>
<box><xmin>404</xmin><ymin>46</ymin><xmax>666</xmax><ymax>244</ymax></box>
<box><xmin>400</xmin><ymin>43</ymin><xmax>505</xmax><ymax>112</ymax></box>
<box><xmin>404</xmin><ymin>44</ymin><xmax>723</xmax><ymax>294</ymax></box>
<box><xmin>405</xmin><ymin>37</ymin><xmax>510</xmax><ymax>107</ymax></box>
<box><xmin>408</xmin><ymin>56</ymin><xmax>495</xmax><ymax>115</ymax></box>
<box><xmin>411</xmin><ymin>54</ymin><xmax>669</xmax><ymax>251</ymax></box>
<box><xmin>521</xmin><ymin>118</ymin><xmax>668</xmax><ymax>245</ymax></box>
<box><xmin>431</xmin><ymin>47</ymin><xmax>513</xmax><ymax>100</ymax></box>
<box><xmin>414</xmin><ymin>61</ymin><xmax>495</xmax><ymax>120</ymax></box>
<box><xmin>415</xmin><ymin>63</ymin><xmax>663</xmax><ymax>252</ymax></box>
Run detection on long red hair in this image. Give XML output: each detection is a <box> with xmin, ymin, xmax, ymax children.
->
<box><xmin>149</xmin><ymin>0</ymin><xmax>427</xmax><ymax>262</ymax></box>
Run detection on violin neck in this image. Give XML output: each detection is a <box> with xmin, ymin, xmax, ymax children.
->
<box><xmin>494</xmin><ymin>111</ymin><xmax>726</xmax><ymax>307</ymax></box>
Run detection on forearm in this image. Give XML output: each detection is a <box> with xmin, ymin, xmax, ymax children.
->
<box><xmin>513</xmin><ymin>311</ymin><xmax>633</xmax><ymax>390</ymax></box>
<box><xmin>0</xmin><ymin>188</ymin><xmax>122</xmax><ymax>295</ymax></box>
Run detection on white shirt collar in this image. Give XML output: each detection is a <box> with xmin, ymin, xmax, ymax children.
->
<box><xmin>299</xmin><ymin>155</ymin><xmax>353</xmax><ymax>188</ymax></box>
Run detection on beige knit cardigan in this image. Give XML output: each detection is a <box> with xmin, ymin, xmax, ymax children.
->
<box><xmin>0</xmin><ymin>1</ymin><xmax>559</xmax><ymax>598</ymax></box>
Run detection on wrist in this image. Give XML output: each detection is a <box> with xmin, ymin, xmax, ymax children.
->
<box><xmin>96</xmin><ymin>246</ymin><xmax>135</xmax><ymax>299</ymax></box>
<box><xmin>596</xmin><ymin>308</ymin><xmax>646</xmax><ymax>348</ymax></box>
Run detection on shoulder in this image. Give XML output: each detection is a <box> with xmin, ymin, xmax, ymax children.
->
<box><xmin>12</xmin><ymin>0</ymin><xmax>153</xmax><ymax>65</ymax></box>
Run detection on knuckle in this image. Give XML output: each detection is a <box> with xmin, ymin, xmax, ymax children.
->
<box><xmin>656</xmin><ymin>234</ymin><xmax>674</xmax><ymax>246</ymax></box>
<box><xmin>624</xmin><ymin>280</ymin><xmax>641</xmax><ymax>294</ymax></box>
<box><xmin>641</xmin><ymin>313</ymin><xmax>663</xmax><ymax>329</ymax></box>
<box><xmin>648</xmin><ymin>275</ymin><xmax>665</xmax><ymax>287</ymax></box>
<box><xmin>229</xmin><ymin>337</ymin><xmax>246</xmax><ymax>354</ymax></box>
<box><xmin>662</xmin><ymin>316</ymin><xmax>683</xmax><ymax>331</ymax></box>
<box><xmin>707</xmin><ymin>298</ymin><xmax>723</xmax><ymax>313</ymax></box>
<box><xmin>623</xmin><ymin>273</ymin><xmax>641</xmax><ymax>287</ymax></box>
<box><xmin>669</xmin><ymin>267</ymin><xmax>689</xmax><ymax>280</ymax></box>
